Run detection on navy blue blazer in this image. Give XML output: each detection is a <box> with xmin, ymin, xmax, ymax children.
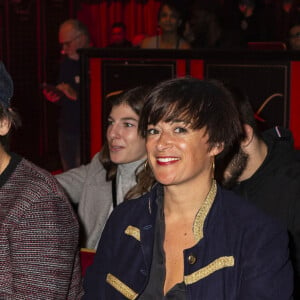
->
<box><xmin>83</xmin><ymin>182</ymin><xmax>293</xmax><ymax>299</ymax></box>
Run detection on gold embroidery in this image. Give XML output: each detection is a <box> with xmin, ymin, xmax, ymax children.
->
<box><xmin>106</xmin><ymin>273</ymin><xmax>138</xmax><ymax>300</ymax></box>
<box><xmin>125</xmin><ymin>225</ymin><xmax>141</xmax><ymax>241</ymax></box>
<box><xmin>193</xmin><ymin>179</ymin><xmax>217</xmax><ymax>242</ymax></box>
<box><xmin>184</xmin><ymin>256</ymin><xmax>235</xmax><ymax>285</ymax></box>
<box><xmin>80</xmin><ymin>248</ymin><xmax>96</xmax><ymax>253</ymax></box>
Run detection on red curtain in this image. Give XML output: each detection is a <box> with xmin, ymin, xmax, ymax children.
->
<box><xmin>77</xmin><ymin>1</ymin><xmax>162</xmax><ymax>48</ymax></box>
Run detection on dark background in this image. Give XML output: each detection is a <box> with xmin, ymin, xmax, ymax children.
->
<box><xmin>0</xmin><ymin>0</ymin><xmax>298</xmax><ymax>171</ymax></box>
<box><xmin>0</xmin><ymin>0</ymin><xmax>83</xmax><ymax>170</ymax></box>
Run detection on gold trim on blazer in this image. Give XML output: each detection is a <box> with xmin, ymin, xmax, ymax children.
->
<box><xmin>106</xmin><ymin>273</ymin><xmax>138</xmax><ymax>300</ymax></box>
<box><xmin>184</xmin><ymin>256</ymin><xmax>235</xmax><ymax>285</ymax></box>
<box><xmin>125</xmin><ymin>225</ymin><xmax>141</xmax><ymax>242</ymax></box>
<box><xmin>193</xmin><ymin>179</ymin><xmax>217</xmax><ymax>242</ymax></box>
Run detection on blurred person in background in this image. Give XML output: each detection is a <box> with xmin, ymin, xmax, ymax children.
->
<box><xmin>43</xmin><ymin>19</ymin><xmax>90</xmax><ymax>171</ymax></box>
<box><xmin>276</xmin><ymin>0</ymin><xmax>300</xmax><ymax>42</ymax></box>
<box><xmin>231</xmin><ymin>0</ymin><xmax>273</xmax><ymax>42</ymax></box>
<box><xmin>106</xmin><ymin>22</ymin><xmax>132</xmax><ymax>48</ymax></box>
<box><xmin>141</xmin><ymin>0</ymin><xmax>190</xmax><ymax>49</ymax></box>
<box><xmin>132</xmin><ymin>33</ymin><xmax>148</xmax><ymax>48</ymax></box>
<box><xmin>184</xmin><ymin>2</ymin><xmax>246</xmax><ymax>49</ymax></box>
<box><xmin>288</xmin><ymin>23</ymin><xmax>300</xmax><ymax>49</ymax></box>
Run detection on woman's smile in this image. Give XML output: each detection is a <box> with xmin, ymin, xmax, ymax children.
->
<box><xmin>156</xmin><ymin>156</ymin><xmax>180</xmax><ymax>165</ymax></box>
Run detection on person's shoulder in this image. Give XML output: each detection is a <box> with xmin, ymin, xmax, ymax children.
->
<box><xmin>124</xmin><ymin>39</ymin><xmax>133</xmax><ymax>47</ymax></box>
<box><xmin>56</xmin><ymin>152</ymin><xmax>109</xmax><ymax>201</ymax></box>
<box><xmin>18</xmin><ymin>158</ymin><xmax>69</xmax><ymax>200</ymax></box>
<box><xmin>99</xmin><ymin>185</ymin><xmax>159</xmax><ymax>238</ymax></box>
<box><xmin>179</xmin><ymin>39</ymin><xmax>191</xmax><ymax>49</ymax></box>
<box><xmin>60</xmin><ymin>152</ymin><xmax>106</xmax><ymax>177</ymax></box>
<box><xmin>140</xmin><ymin>36</ymin><xmax>157</xmax><ymax>49</ymax></box>
<box><xmin>5</xmin><ymin>157</ymin><xmax>77</xmax><ymax>226</ymax></box>
<box><xmin>116</xmin><ymin>189</ymin><xmax>153</xmax><ymax>210</ymax></box>
<box><xmin>296</xmin><ymin>149</ymin><xmax>300</xmax><ymax>162</ymax></box>
<box><xmin>263</xmin><ymin>126</ymin><xmax>294</xmax><ymax>144</ymax></box>
<box><xmin>218</xmin><ymin>186</ymin><xmax>252</xmax><ymax>212</ymax></box>
<box><xmin>263</xmin><ymin>127</ymin><xmax>300</xmax><ymax>174</ymax></box>
<box><xmin>110</xmin><ymin>184</ymin><xmax>158</xmax><ymax>218</ymax></box>
<box><xmin>218</xmin><ymin>186</ymin><xmax>284</xmax><ymax>229</ymax></box>
<box><xmin>60</xmin><ymin>56</ymin><xmax>79</xmax><ymax>68</ymax></box>
<box><xmin>19</xmin><ymin>157</ymin><xmax>57</xmax><ymax>182</ymax></box>
<box><xmin>88</xmin><ymin>152</ymin><xmax>106</xmax><ymax>173</ymax></box>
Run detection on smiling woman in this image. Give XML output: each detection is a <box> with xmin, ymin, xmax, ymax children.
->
<box><xmin>145</xmin><ymin>121</ymin><xmax>217</xmax><ymax>187</ymax></box>
<box><xmin>83</xmin><ymin>77</ymin><xmax>294</xmax><ymax>299</ymax></box>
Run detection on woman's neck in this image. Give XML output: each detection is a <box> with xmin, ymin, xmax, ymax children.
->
<box><xmin>163</xmin><ymin>175</ymin><xmax>213</xmax><ymax>219</ymax></box>
<box><xmin>118</xmin><ymin>158</ymin><xmax>145</xmax><ymax>174</ymax></box>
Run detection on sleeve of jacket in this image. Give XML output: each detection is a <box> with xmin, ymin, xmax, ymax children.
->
<box><xmin>56</xmin><ymin>152</ymin><xmax>101</xmax><ymax>205</ymax></box>
<box><xmin>238</xmin><ymin>221</ymin><xmax>293</xmax><ymax>299</ymax></box>
<box><xmin>1</xmin><ymin>194</ymin><xmax>83</xmax><ymax>299</ymax></box>
<box><xmin>82</xmin><ymin>211</ymin><xmax>116</xmax><ymax>299</ymax></box>
<box><xmin>289</xmin><ymin>187</ymin><xmax>300</xmax><ymax>299</ymax></box>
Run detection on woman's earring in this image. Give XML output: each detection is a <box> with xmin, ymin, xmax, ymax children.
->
<box><xmin>143</xmin><ymin>160</ymin><xmax>148</xmax><ymax>170</ymax></box>
<box><xmin>212</xmin><ymin>159</ymin><xmax>215</xmax><ymax>179</ymax></box>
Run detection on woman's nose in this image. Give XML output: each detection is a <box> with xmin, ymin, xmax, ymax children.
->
<box><xmin>156</xmin><ymin>131</ymin><xmax>172</xmax><ymax>151</ymax></box>
<box><xmin>107</xmin><ymin>124</ymin><xmax>121</xmax><ymax>139</ymax></box>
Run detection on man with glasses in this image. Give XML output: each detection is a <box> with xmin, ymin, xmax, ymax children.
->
<box><xmin>43</xmin><ymin>19</ymin><xmax>90</xmax><ymax>171</ymax></box>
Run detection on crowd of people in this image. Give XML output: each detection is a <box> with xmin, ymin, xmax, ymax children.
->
<box><xmin>104</xmin><ymin>0</ymin><xmax>300</xmax><ymax>50</ymax></box>
<box><xmin>2</xmin><ymin>56</ymin><xmax>300</xmax><ymax>298</ymax></box>
<box><xmin>1</xmin><ymin>0</ymin><xmax>300</xmax><ymax>298</ymax></box>
<box><xmin>41</xmin><ymin>0</ymin><xmax>300</xmax><ymax>170</ymax></box>
<box><xmin>83</xmin><ymin>77</ymin><xmax>297</xmax><ymax>299</ymax></box>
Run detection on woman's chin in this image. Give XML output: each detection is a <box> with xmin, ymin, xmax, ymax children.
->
<box><xmin>110</xmin><ymin>153</ymin><xmax>125</xmax><ymax>164</ymax></box>
<box><xmin>154</xmin><ymin>174</ymin><xmax>177</xmax><ymax>186</ymax></box>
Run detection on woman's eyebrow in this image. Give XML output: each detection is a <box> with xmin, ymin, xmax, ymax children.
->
<box><xmin>121</xmin><ymin>117</ymin><xmax>139</xmax><ymax>122</ymax></box>
<box><xmin>108</xmin><ymin>116</ymin><xmax>138</xmax><ymax>122</ymax></box>
<box><xmin>170</xmin><ymin>119</ymin><xmax>190</xmax><ymax>124</ymax></box>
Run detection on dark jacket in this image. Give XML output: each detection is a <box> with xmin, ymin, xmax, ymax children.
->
<box><xmin>58</xmin><ymin>57</ymin><xmax>80</xmax><ymax>135</ymax></box>
<box><xmin>232</xmin><ymin>126</ymin><xmax>300</xmax><ymax>297</ymax></box>
<box><xmin>83</xmin><ymin>182</ymin><xmax>293</xmax><ymax>299</ymax></box>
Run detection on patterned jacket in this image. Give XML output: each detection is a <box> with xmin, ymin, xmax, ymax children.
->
<box><xmin>0</xmin><ymin>153</ymin><xmax>83</xmax><ymax>299</ymax></box>
<box><xmin>83</xmin><ymin>182</ymin><xmax>293</xmax><ymax>299</ymax></box>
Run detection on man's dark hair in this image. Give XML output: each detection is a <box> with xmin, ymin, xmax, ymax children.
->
<box><xmin>227</xmin><ymin>84</ymin><xmax>262</xmax><ymax>138</ymax></box>
<box><xmin>214</xmin><ymin>83</ymin><xmax>261</xmax><ymax>183</ymax></box>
